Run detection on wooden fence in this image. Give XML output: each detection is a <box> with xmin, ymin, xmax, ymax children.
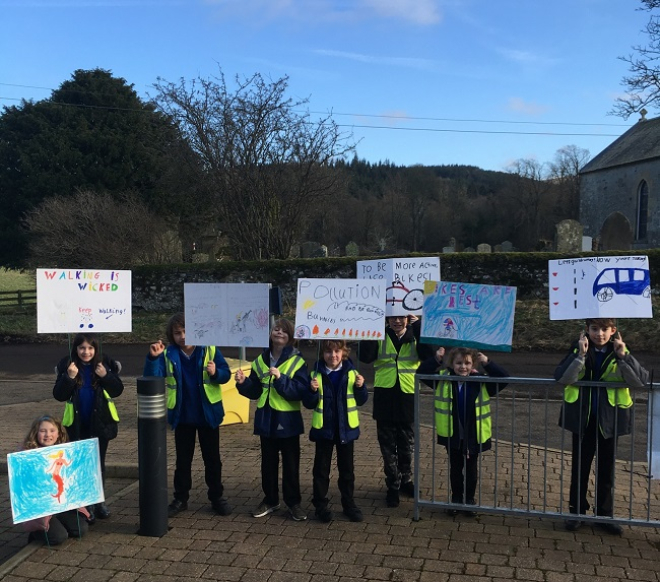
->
<box><xmin>0</xmin><ymin>289</ymin><xmax>37</xmax><ymax>308</ymax></box>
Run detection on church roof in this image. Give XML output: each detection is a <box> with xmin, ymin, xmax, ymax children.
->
<box><xmin>581</xmin><ymin>116</ymin><xmax>660</xmax><ymax>174</ymax></box>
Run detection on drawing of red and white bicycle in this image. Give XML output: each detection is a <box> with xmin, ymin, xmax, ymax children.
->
<box><xmin>386</xmin><ymin>280</ymin><xmax>425</xmax><ymax>311</ymax></box>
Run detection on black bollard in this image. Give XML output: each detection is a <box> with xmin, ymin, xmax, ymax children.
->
<box><xmin>137</xmin><ymin>376</ymin><xmax>168</xmax><ymax>536</ymax></box>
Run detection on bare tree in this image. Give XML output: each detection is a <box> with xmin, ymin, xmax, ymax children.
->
<box><xmin>506</xmin><ymin>158</ymin><xmax>552</xmax><ymax>250</ymax></box>
<box><xmin>548</xmin><ymin>145</ymin><xmax>591</xmax><ymax>219</ymax></box>
<box><xmin>26</xmin><ymin>190</ymin><xmax>179</xmax><ymax>268</ymax></box>
<box><xmin>153</xmin><ymin>70</ymin><xmax>355</xmax><ymax>260</ymax></box>
<box><xmin>613</xmin><ymin>0</ymin><xmax>660</xmax><ymax>117</ymax></box>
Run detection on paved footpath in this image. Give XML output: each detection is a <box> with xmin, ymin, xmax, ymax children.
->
<box><xmin>1</xmin><ymin>374</ymin><xmax>660</xmax><ymax>582</ymax></box>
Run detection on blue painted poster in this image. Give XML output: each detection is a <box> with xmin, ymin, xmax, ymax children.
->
<box><xmin>421</xmin><ymin>281</ymin><xmax>517</xmax><ymax>352</ymax></box>
<box><xmin>8</xmin><ymin>439</ymin><xmax>104</xmax><ymax>524</ymax></box>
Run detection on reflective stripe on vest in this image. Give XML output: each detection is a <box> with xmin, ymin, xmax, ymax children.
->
<box><xmin>310</xmin><ymin>369</ymin><xmax>359</xmax><ymax>430</ymax></box>
<box><xmin>563</xmin><ymin>349</ymin><xmax>633</xmax><ymax>409</ymax></box>
<box><xmin>254</xmin><ymin>354</ymin><xmax>305</xmax><ymax>412</ymax></box>
<box><xmin>374</xmin><ymin>336</ymin><xmax>419</xmax><ymax>393</ymax></box>
<box><xmin>434</xmin><ymin>376</ymin><xmax>491</xmax><ymax>444</ymax></box>
<box><xmin>164</xmin><ymin>346</ymin><xmax>221</xmax><ymax>410</ymax></box>
<box><xmin>62</xmin><ymin>390</ymin><xmax>119</xmax><ymax>427</ymax></box>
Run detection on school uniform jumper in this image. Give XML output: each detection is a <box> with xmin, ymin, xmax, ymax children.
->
<box><xmin>418</xmin><ymin>357</ymin><xmax>509</xmax><ymax>504</ymax></box>
<box><xmin>555</xmin><ymin>342</ymin><xmax>648</xmax><ymax>517</ymax></box>
<box><xmin>143</xmin><ymin>345</ymin><xmax>231</xmax><ymax>504</ymax></box>
<box><xmin>305</xmin><ymin>358</ymin><xmax>369</xmax><ymax>511</ymax></box>
<box><xmin>237</xmin><ymin>346</ymin><xmax>312</xmax><ymax>508</ymax></box>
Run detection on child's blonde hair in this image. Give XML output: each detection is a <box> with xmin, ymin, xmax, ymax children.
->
<box><xmin>23</xmin><ymin>415</ymin><xmax>68</xmax><ymax>450</ymax></box>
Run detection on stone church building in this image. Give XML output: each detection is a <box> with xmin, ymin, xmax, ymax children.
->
<box><xmin>580</xmin><ymin>113</ymin><xmax>660</xmax><ymax>250</ymax></box>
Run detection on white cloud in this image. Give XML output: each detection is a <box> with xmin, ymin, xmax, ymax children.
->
<box><xmin>507</xmin><ymin>97</ymin><xmax>550</xmax><ymax>116</ymax></box>
<box><xmin>314</xmin><ymin>49</ymin><xmax>440</xmax><ymax>71</ymax></box>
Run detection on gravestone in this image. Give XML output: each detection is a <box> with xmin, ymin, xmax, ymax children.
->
<box><xmin>501</xmin><ymin>241</ymin><xmax>514</xmax><ymax>252</ymax></box>
<box><xmin>581</xmin><ymin>236</ymin><xmax>593</xmax><ymax>252</ymax></box>
<box><xmin>494</xmin><ymin>244</ymin><xmax>503</xmax><ymax>253</ymax></box>
<box><xmin>345</xmin><ymin>241</ymin><xmax>359</xmax><ymax>257</ymax></box>
<box><xmin>463</xmin><ymin>247</ymin><xmax>476</xmax><ymax>253</ymax></box>
<box><xmin>477</xmin><ymin>243</ymin><xmax>492</xmax><ymax>253</ymax></box>
<box><xmin>600</xmin><ymin>212</ymin><xmax>633</xmax><ymax>250</ymax></box>
<box><xmin>301</xmin><ymin>241</ymin><xmax>327</xmax><ymax>258</ymax></box>
<box><xmin>442</xmin><ymin>246</ymin><xmax>455</xmax><ymax>254</ymax></box>
<box><xmin>554</xmin><ymin>219</ymin><xmax>583</xmax><ymax>253</ymax></box>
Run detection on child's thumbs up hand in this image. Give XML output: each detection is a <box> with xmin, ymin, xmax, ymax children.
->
<box><xmin>613</xmin><ymin>332</ymin><xmax>626</xmax><ymax>358</ymax></box>
<box><xmin>207</xmin><ymin>360</ymin><xmax>216</xmax><ymax>377</ymax></box>
<box><xmin>67</xmin><ymin>361</ymin><xmax>78</xmax><ymax>379</ymax></box>
<box><xmin>310</xmin><ymin>378</ymin><xmax>319</xmax><ymax>392</ymax></box>
<box><xmin>355</xmin><ymin>374</ymin><xmax>364</xmax><ymax>388</ymax></box>
<box><xmin>95</xmin><ymin>362</ymin><xmax>107</xmax><ymax>378</ymax></box>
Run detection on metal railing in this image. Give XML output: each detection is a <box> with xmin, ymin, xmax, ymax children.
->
<box><xmin>413</xmin><ymin>374</ymin><xmax>660</xmax><ymax>528</ymax></box>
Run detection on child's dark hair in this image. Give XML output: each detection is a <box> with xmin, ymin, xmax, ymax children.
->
<box><xmin>70</xmin><ymin>333</ymin><xmax>101</xmax><ymax>370</ymax></box>
<box><xmin>166</xmin><ymin>313</ymin><xmax>186</xmax><ymax>345</ymax></box>
<box><xmin>24</xmin><ymin>415</ymin><xmax>68</xmax><ymax>450</ymax></box>
<box><xmin>320</xmin><ymin>339</ymin><xmax>350</xmax><ymax>361</ymax></box>
<box><xmin>271</xmin><ymin>318</ymin><xmax>297</xmax><ymax>347</ymax></box>
<box><xmin>446</xmin><ymin>347</ymin><xmax>478</xmax><ymax>368</ymax></box>
<box><xmin>585</xmin><ymin>318</ymin><xmax>617</xmax><ymax>328</ymax></box>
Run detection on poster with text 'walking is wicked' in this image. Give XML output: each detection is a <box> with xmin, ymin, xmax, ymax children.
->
<box><xmin>8</xmin><ymin>439</ymin><xmax>103</xmax><ymax>524</ymax></box>
<box><xmin>548</xmin><ymin>256</ymin><xmax>652</xmax><ymax>320</ymax></box>
<box><xmin>421</xmin><ymin>281</ymin><xmax>517</xmax><ymax>352</ymax></box>
<box><xmin>184</xmin><ymin>283</ymin><xmax>271</xmax><ymax>347</ymax></box>
<box><xmin>294</xmin><ymin>278</ymin><xmax>387</xmax><ymax>340</ymax></box>
<box><xmin>356</xmin><ymin>256</ymin><xmax>440</xmax><ymax>316</ymax></box>
<box><xmin>37</xmin><ymin>269</ymin><xmax>132</xmax><ymax>333</ymax></box>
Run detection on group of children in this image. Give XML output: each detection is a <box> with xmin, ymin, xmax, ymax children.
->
<box><xmin>22</xmin><ymin>313</ymin><xmax>648</xmax><ymax>545</ymax></box>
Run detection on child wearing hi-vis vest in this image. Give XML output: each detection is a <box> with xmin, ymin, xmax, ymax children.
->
<box><xmin>305</xmin><ymin>340</ymin><xmax>368</xmax><ymax>523</ymax></box>
<box><xmin>417</xmin><ymin>346</ymin><xmax>508</xmax><ymax>516</ymax></box>
<box><xmin>235</xmin><ymin>318</ymin><xmax>312</xmax><ymax>522</ymax></box>
<box><xmin>144</xmin><ymin>313</ymin><xmax>232</xmax><ymax>518</ymax></box>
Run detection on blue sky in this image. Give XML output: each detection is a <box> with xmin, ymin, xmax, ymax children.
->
<box><xmin>0</xmin><ymin>0</ymin><xmax>651</xmax><ymax>171</ymax></box>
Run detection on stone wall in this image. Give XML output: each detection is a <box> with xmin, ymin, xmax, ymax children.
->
<box><xmin>132</xmin><ymin>251</ymin><xmax>660</xmax><ymax>312</ymax></box>
<box><xmin>580</xmin><ymin>159</ymin><xmax>660</xmax><ymax>249</ymax></box>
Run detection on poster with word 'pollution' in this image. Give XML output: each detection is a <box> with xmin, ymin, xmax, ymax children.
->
<box><xmin>356</xmin><ymin>256</ymin><xmax>440</xmax><ymax>316</ymax></box>
<box><xmin>8</xmin><ymin>439</ymin><xmax>103</xmax><ymax>524</ymax></box>
<box><xmin>184</xmin><ymin>283</ymin><xmax>271</xmax><ymax>347</ymax></box>
<box><xmin>294</xmin><ymin>278</ymin><xmax>387</xmax><ymax>340</ymax></box>
<box><xmin>548</xmin><ymin>255</ymin><xmax>652</xmax><ymax>320</ymax></box>
<box><xmin>421</xmin><ymin>281</ymin><xmax>517</xmax><ymax>352</ymax></box>
<box><xmin>37</xmin><ymin>269</ymin><xmax>132</xmax><ymax>333</ymax></box>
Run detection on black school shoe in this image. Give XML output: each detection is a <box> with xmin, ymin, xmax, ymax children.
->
<box><xmin>595</xmin><ymin>521</ymin><xmax>623</xmax><ymax>536</ymax></box>
<box><xmin>211</xmin><ymin>498</ymin><xmax>233</xmax><ymax>516</ymax></box>
<box><xmin>315</xmin><ymin>505</ymin><xmax>333</xmax><ymax>523</ymax></box>
<box><xmin>399</xmin><ymin>481</ymin><xmax>416</xmax><ymax>498</ymax></box>
<box><xmin>86</xmin><ymin>506</ymin><xmax>96</xmax><ymax>525</ymax></box>
<box><xmin>386</xmin><ymin>488</ymin><xmax>400</xmax><ymax>508</ymax></box>
<box><xmin>343</xmin><ymin>506</ymin><xmax>364</xmax><ymax>522</ymax></box>
<box><xmin>95</xmin><ymin>503</ymin><xmax>110</xmax><ymax>519</ymax></box>
<box><xmin>168</xmin><ymin>499</ymin><xmax>188</xmax><ymax>517</ymax></box>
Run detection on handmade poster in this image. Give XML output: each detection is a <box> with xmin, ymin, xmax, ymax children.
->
<box><xmin>8</xmin><ymin>439</ymin><xmax>103</xmax><ymax>524</ymax></box>
<box><xmin>294</xmin><ymin>278</ymin><xmax>387</xmax><ymax>340</ymax></box>
<box><xmin>549</xmin><ymin>255</ymin><xmax>652</xmax><ymax>320</ymax></box>
<box><xmin>356</xmin><ymin>257</ymin><xmax>440</xmax><ymax>316</ymax></box>
<box><xmin>421</xmin><ymin>281</ymin><xmax>516</xmax><ymax>352</ymax></box>
<box><xmin>37</xmin><ymin>269</ymin><xmax>132</xmax><ymax>333</ymax></box>
<box><xmin>184</xmin><ymin>283</ymin><xmax>270</xmax><ymax>347</ymax></box>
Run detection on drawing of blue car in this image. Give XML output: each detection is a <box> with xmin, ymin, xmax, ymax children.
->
<box><xmin>592</xmin><ymin>268</ymin><xmax>651</xmax><ymax>302</ymax></box>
